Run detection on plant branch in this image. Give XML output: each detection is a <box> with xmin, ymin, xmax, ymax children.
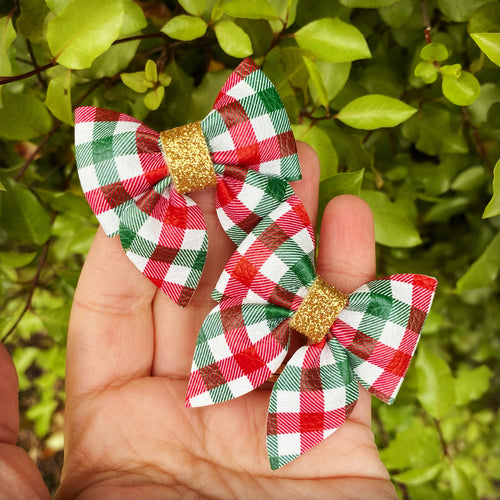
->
<box><xmin>420</xmin><ymin>0</ymin><xmax>432</xmax><ymax>44</ymax></box>
<box><xmin>0</xmin><ymin>61</ymin><xmax>57</xmax><ymax>85</ymax></box>
<box><xmin>2</xmin><ymin>237</ymin><xmax>52</xmax><ymax>343</ymax></box>
<box><xmin>113</xmin><ymin>31</ymin><xmax>169</xmax><ymax>45</ymax></box>
<box><xmin>433</xmin><ymin>418</ymin><xmax>450</xmax><ymax>458</ymax></box>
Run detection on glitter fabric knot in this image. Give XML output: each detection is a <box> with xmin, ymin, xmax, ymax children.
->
<box><xmin>159</xmin><ymin>122</ymin><xmax>216</xmax><ymax>194</ymax></box>
<box><xmin>74</xmin><ymin>58</ymin><xmax>301</xmax><ymax>306</ymax></box>
<box><xmin>290</xmin><ymin>276</ymin><xmax>349</xmax><ymax>343</ymax></box>
<box><xmin>186</xmin><ymin>194</ymin><xmax>437</xmax><ymax>469</ymax></box>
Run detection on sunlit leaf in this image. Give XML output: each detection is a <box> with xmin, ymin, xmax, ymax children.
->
<box><xmin>0</xmin><ymin>251</ymin><xmax>37</xmax><ymax>268</ymax></box>
<box><xmin>45</xmin><ymin>68</ymin><xmax>74</xmax><ymax>125</ymax></box>
<box><xmin>143</xmin><ymin>86</ymin><xmax>164</xmax><ymax>111</ymax></box>
<box><xmin>121</xmin><ymin>71</ymin><xmax>152</xmax><ymax>93</ymax></box>
<box><xmin>47</xmin><ymin>0</ymin><xmax>124</xmax><ymax>69</ymax></box>
<box><xmin>214</xmin><ymin>20</ymin><xmax>253</xmax><ymax>58</ymax></box>
<box><xmin>303</xmin><ymin>56</ymin><xmax>329</xmax><ymax>109</ymax></box>
<box><xmin>455</xmin><ymin>365</ymin><xmax>492</xmax><ymax>406</ymax></box>
<box><xmin>416</xmin><ymin>345</ymin><xmax>455</xmax><ymax>419</ymax></box>
<box><xmin>420</xmin><ymin>42</ymin><xmax>449</xmax><ymax>62</ymax></box>
<box><xmin>338</xmin><ymin>0</ymin><xmax>399</xmax><ymax>6</ymax></box>
<box><xmin>295</xmin><ymin>18</ymin><xmax>371</xmax><ymax>63</ymax></box>
<box><xmin>442</xmin><ymin>71</ymin><xmax>481</xmax><ymax>106</ymax></box>
<box><xmin>0</xmin><ymin>15</ymin><xmax>16</xmax><ymax>77</ymax></box>
<box><xmin>483</xmin><ymin>159</ymin><xmax>500</xmax><ymax>218</ymax></box>
<box><xmin>393</xmin><ymin>463</ymin><xmax>443</xmax><ymax>485</ymax></box>
<box><xmin>449</xmin><ymin>463</ymin><xmax>478</xmax><ymax>500</ymax></box>
<box><xmin>179</xmin><ymin>0</ymin><xmax>208</xmax><ymax>17</ymax></box>
<box><xmin>162</xmin><ymin>15</ymin><xmax>208</xmax><ymax>41</ymax></box>
<box><xmin>337</xmin><ymin>94</ymin><xmax>416</xmax><ymax>130</ymax></box>
<box><xmin>222</xmin><ymin>0</ymin><xmax>278</xmax><ymax>20</ymax></box>
<box><xmin>360</xmin><ymin>190</ymin><xmax>422</xmax><ymax>247</ymax></box>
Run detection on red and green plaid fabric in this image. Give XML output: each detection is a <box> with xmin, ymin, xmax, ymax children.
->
<box><xmin>74</xmin><ymin>58</ymin><xmax>300</xmax><ymax>306</ymax></box>
<box><xmin>186</xmin><ymin>195</ymin><xmax>437</xmax><ymax>469</ymax></box>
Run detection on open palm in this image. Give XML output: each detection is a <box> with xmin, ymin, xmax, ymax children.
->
<box><xmin>0</xmin><ymin>144</ymin><xmax>396</xmax><ymax>499</ymax></box>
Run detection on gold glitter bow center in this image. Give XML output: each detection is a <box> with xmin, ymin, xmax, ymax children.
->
<box><xmin>160</xmin><ymin>121</ymin><xmax>216</xmax><ymax>194</ymax></box>
<box><xmin>290</xmin><ymin>276</ymin><xmax>349</xmax><ymax>344</ymax></box>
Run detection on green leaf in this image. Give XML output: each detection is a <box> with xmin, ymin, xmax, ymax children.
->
<box><xmin>0</xmin><ymin>16</ymin><xmax>16</xmax><ymax>77</ymax></box>
<box><xmin>26</xmin><ymin>398</ymin><xmax>59</xmax><ymax>437</ymax></box>
<box><xmin>319</xmin><ymin>170</ymin><xmax>364</xmax><ymax>219</ymax></box>
<box><xmin>311</xmin><ymin>61</ymin><xmax>350</xmax><ymax>102</ymax></box>
<box><xmin>440</xmin><ymin>64</ymin><xmax>461</xmax><ymax>79</ymax></box>
<box><xmin>0</xmin><ymin>251</ymin><xmax>37</xmax><ymax>268</ymax></box>
<box><xmin>338</xmin><ymin>0</ymin><xmax>399</xmax><ymax>6</ymax></box>
<box><xmin>415</xmin><ymin>61</ymin><xmax>438</xmax><ymax>84</ymax></box>
<box><xmin>191</xmin><ymin>69</ymin><xmax>233</xmax><ymax>120</ymax></box>
<box><xmin>162</xmin><ymin>15</ymin><xmax>208</xmax><ymax>41</ymax></box>
<box><xmin>449</xmin><ymin>463</ymin><xmax>478</xmax><ymax>500</ymax></box>
<box><xmin>360</xmin><ymin>190</ymin><xmax>422</xmax><ymax>247</ymax></box>
<box><xmin>293</xmin><ymin>123</ymin><xmax>338</xmax><ymax>179</ymax></box>
<box><xmin>483</xmin><ymin>159</ymin><xmax>500</xmax><ymax>218</ymax></box>
<box><xmin>379</xmin><ymin>418</ymin><xmax>443</xmax><ymax>469</ymax></box>
<box><xmin>379</xmin><ymin>0</ymin><xmax>414</xmax><ymax>28</ymax></box>
<box><xmin>420</xmin><ymin>42</ymin><xmax>449</xmax><ymax>62</ymax></box>
<box><xmin>179</xmin><ymin>0</ymin><xmax>208</xmax><ymax>16</ymax></box>
<box><xmin>0</xmin><ymin>178</ymin><xmax>52</xmax><ymax>245</ymax></box>
<box><xmin>455</xmin><ymin>365</ymin><xmax>492</xmax><ymax>406</ymax></box>
<box><xmin>0</xmin><ymin>91</ymin><xmax>51</xmax><ymax>140</ymax></box>
<box><xmin>121</xmin><ymin>71</ymin><xmax>151</xmax><ymax>93</ymax></box>
<box><xmin>470</xmin><ymin>33</ymin><xmax>500</xmax><ymax>66</ymax></box>
<box><xmin>39</xmin><ymin>306</ymin><xmax>70</xmax><ymax>343</ymax></box>
<box><xmin>457</xmin><ymin>232</ymin><xmax>500</xmax><ymax>292</ymax></box>
<box><xmin>437</xmin><ymin>0</ymin><xmax>493</xmax><ymax>23</ymax></box>
<box><xmin>337</xmin><ymin>94</ymin><xmax>417</xmax><ymax>130</ymax></box>
<box><xmin>442</xmin><ymin>71</ymin><xmax>481</xmax><ymax>106</ymax></box>
<box><xmin>295</xmin><ymin>18</ymin><xmax>371</xmax><ymax>63</ymax></box>
<box><xmin>143</xmin><ymin>86</ymin><xmax>164</xmax><ymax>111</ymax></box>
<box><xmin>451</xmin><ymin>166</ymin><xmax>487</xmax><ymax>191</ymax></box>
<box><xmin>45</xmin><ymin>68</ymin><xmax>74</xmax><ymax>125</ymax></box>
<box><xmin>84</xmin><ymin>40</ymin><xmax>141</xmax><ymax>79</ymax></box>
<box><xmin>424</xmin><ymin>197</ymin><xmax>469</xmax><ymax>223</ymax></box>
<box><xmin>215</xmin><ymin>20</ymin><xmax>253</xmax><ymax>58</ymax></box>
<box><xmin>120</xmin><ymin>0</ymin><xmax>147</xmax><ymax>36</ymax></box>
<box><xmin>45</xmin><ymin>0</ymin><xmax>72</xmax><ymax>14</ymax></box>
<box><xmin>145</xmin><ymin>59</ymin><xmax>158</xmax><ymax>83</ymax></box>
<box><xmin>393</xmin><ymin>463</ymin><xmax>443</xmax><ymax>485</ymax></box>
<box><xmin>303</xmin><ymin>56</ymin><xmax>329</xmax><ymax>109</ymax></box>
<box><xmin>16</xmin><ymin>0</ymin><xmax>50</xmax><ymax>43</ymax></box>
<box><xmin>416</xmin><ymin>345</ymin><xmax>456</xmax><ymax>419</ymax></box>
<box><xmin>222</xmin><ymin>0</ymin><xmax>278</xmax><ymax>20</ymax></box>
<box><xmin>47</xmin><ymin>0</ymin><xmax>124</xmax><ymax>69</ymax></box>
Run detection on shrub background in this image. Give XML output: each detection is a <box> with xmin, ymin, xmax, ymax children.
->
<box><xmin>0</xmin><ymin>0</ymin><xmax>499</xmax><ymax>497</ymax></box>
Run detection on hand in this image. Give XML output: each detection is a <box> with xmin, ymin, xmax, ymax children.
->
<box><xmin>0</xmin><ymin>143</ymin><xmax>396</xmax><ymax>499</ymax></box>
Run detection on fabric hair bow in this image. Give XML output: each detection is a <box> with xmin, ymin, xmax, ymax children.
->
<box><xmin>74</xmin><ymin>58</ymin><xmax>300</xmax><ymax>306</ymax></box>
<box><xmin>186</xmin><ymin>194</ymin><xmax>437</xmax><ymax>469</ymax></box>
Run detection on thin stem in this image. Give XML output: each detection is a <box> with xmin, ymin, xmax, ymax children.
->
<box><xmin>461</xmin><ymin>107</ymin><xmax>494</xmax><ymax>174</ymax></box>
<box><xmin>433</xmin><ymin>418</ymin><xmax>450</xmax><ymax>458</ymax></box>
<box><xmin>113</xmin><ymin>31</ymin><xmax>169</xmax><ymax>45</ymax></box>
<box><xmin>420</xmin><ymin>0</ymin><xmax>432</xmax><ymax>44</ymax></box>
<box><xmin>2</xmin><ymin>238</ymin><xmax>51</xmax><ymax>343</ymax></box>
<box><xmin>26</xmin><ymin>40</ymin><xmax>47</xmax><ymax>88</ymax></box>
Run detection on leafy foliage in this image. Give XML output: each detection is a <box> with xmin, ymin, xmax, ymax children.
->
<box><xmin>0</xmin><ymin>0</ymin><xmax>498</xmax><ymax>496</ymax></box>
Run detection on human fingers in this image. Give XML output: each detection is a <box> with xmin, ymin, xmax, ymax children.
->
<box><xmin>65</xmin><ymin>228</ymin><xmax>157</xmax><ymax>400</ymax></box>
<box><xmin>316</xmin><ymin>194</ymin><xmax>376</xmax><ymax>427</ymax></box>
<box><xmin>151</xmin><ymin>141</ymin><xmax>320</xmax><ymax>378</ymax></box>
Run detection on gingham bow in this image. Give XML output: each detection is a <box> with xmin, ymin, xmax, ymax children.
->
<box><xmin>74</xmin><ymin>59</ymin><xmax>300</xmax><ymax>306</ymax></box>
<box><xmin>186</xmin><ymin>195</ymin><xmax>437</xmax><ymax>469</ymax></box>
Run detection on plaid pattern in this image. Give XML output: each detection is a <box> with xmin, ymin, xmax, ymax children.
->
<box><xmin>267</xmin><ymin>339</ymin><xmax>359</xmax><ymax>470</ymax></box>
<box><xmin>186</xmin><ymin>195</ymin><xmax>437</xmax><ymax>469</ymax></box>
<box><xmin>332</xmin><ymin>274</ymin><xmax>438</xmax><ymax>404</ymax></box>
<box><xmin>74</xmin><ymin>58</ymin><xmax>301</xmax><ymax>306</ymax></box>
<box><xmin>186</xmin><ymin>298</ymin><xmax>292</xmax><ymax>407</ymax></box>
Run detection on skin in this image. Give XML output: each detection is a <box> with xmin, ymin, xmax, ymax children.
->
<box><xmin>0</xmin><ymin>143</ymin><xmax>396</xmax><ymax>499</ymax></box>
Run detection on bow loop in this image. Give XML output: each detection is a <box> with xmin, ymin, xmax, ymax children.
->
<box><xmin>332</xmin><ymin>274</ymin><xmax>438</xmax><ymax>404</ymax></box>
<box><xmin>186</xmin><ymin>298</ymin><xmax>292</xmax><ymax>407</ymax></box>
<box><xmin>267</xmin><ymin>339</ymin><xmax>359</xmax><ymax>470</ymax></box>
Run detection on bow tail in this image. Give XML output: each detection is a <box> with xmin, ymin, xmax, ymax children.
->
<box><xmin>332</xmin><ymin>274</ymin><xmax>438</xmax><ymax>404</ymax></box>
<box><xmin>186</xmin><ymin>298</ymin><xmax>291</xmax><ymax>407</ymax></box>
<box><xmin>267</xmin><ymin>339</ymin><xmax>359</xmax><ymax>470</ymax></box>
<box><xmin>119</xmin><ymin>180</ymin><xmax>207</xmax><ymax>307</ymax></box>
